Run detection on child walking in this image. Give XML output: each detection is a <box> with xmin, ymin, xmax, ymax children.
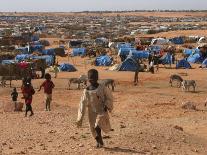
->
<box><xmin>76</xmin><ymin>69</ymin><xmax>113</xmax><ymax>148</ymax></box>
<box><xmin>21</xmin><ymin>77</ymin><xmax>35</xmax><ymax>117</ymax></box>
<box><xmin>11</xmin><ymin>87</ymin><xmax>18</xmax><ymax>111</ymax></box>
<box><xmin>38</xmin><ymin>73</ymin><xmax>55</xmax><ymax>111</ymax></box>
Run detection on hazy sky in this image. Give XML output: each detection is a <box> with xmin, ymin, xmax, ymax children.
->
<box><xmin>0</xmin><ymin>0</ymin><xmax>206</xmax><ymax>12</ymax></box>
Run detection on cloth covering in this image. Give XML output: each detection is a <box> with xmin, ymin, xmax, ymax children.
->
<box><xmin>77</xmin><ymin>84</ymin><xmax>113</xmax><ymax>138</ymax></box>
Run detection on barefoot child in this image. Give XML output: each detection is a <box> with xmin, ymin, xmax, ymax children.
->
<box><xmin>11</xmin><ymin>87</ymin><xmax>18</xmax><ymax>111</ymax></box>
<box><xmin>21</xmin><ymin>77</ymin><xmax>35</xmax><ymax>117</ymax></box>
<box><xmin>76</xmin><ymin>69</ymin><xmax>113</xmax><ymax>148</ymax></box>
<box><xmin>38</xmin><ymin>73</ymin><xmax>55</xmax><ymax>111</ymax></box>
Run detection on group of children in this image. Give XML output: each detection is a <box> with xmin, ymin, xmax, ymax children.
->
<box><xmin>10</xmin><ymin>69</ymin><xmax>114</xmax><ymax>148</ymax></box>
<box><xmin>11</xmin><ymin>73</ymin><xmax>55</xmax><ymax>117</ymax></box>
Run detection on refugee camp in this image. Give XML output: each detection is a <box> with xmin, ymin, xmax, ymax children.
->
<box><xmin>0</xmin><ymin>0</ymin><xmax>207</xmax><ymax>155</ymax></box>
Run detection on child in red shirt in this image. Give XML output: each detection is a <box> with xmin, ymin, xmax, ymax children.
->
<box><xmin>21</xmin><ymin>77</ymin><xmax>35</xmax><ymax>117</ymax></box>
<box><xmin>38</xmin><ymin>73</ymin><xmax>55</xmax><ymax>111</ymax></box>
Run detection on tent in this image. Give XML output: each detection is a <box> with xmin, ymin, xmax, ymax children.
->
<box><xmin>15</xmin><ymin>54</ymin><xmax>33</xmax><ymax>61</ymax></box>
<box><xmin>176</xmin><ymin>59</ymin><xmax>191</xmax><ymax>69</ymax></box>
<box><xmin>16</xmin><ymin>47</ymin><xmax>29</xmax><ymax>54</ymax></box>
<box><xmin>169</xmin><ymin>37</ymin><xmax>184</xmax><ymax>44</ymax></box>
<box><xmin>33</xmin><ymin>55</ymin><xmax>54</xmax><ymax>66</ymax></box>
<box><xmin>117</xmin><ymin>43</ymin><xmax>132</xmax><ymax>49</ymax></box>
<box><xmin>118</xmin><ymin>56</ymin><xmax>138</xmax><ymax>72</ymax></box>
<box><xmin>95</xmin><ymin>55</ymin><xmax>112</xmax><ymax>66</ymax></box>
<box><xmin>54</xmin><ymin>48</ymin><xmax>65</xmax><ymax>57</ymax></box>
<box><xmin>59</xmin><ymin>63</ymin><xmax>77</xmax><ymax>72</ymax></box>
<box><xmin>31</xmin><ymin>35</ymin><xmax>39</xmax><ymax>42</ymax></box>
<box><xmin>72</xmin><ymin>48</ymin><xmax>86</xmax><ymax>57</ymax></box>
<box><xmin>151</xmin><ymin>38</ymin><xmax>169</xmax><ymax>45</ymax></box>
<box><xmin>118</xmin><ymin>48</ymin><xmax>135</xmax><ymax>56</ymax></box>
<box><xmin>1</xmin><ymin>60</ymin><xmax>18</xmax><ymax>65</ymax></box>
<box><xmin>129</xmin><ymin>49</ymin><xmax>149</xmax><ymax>59</ymax></box>
<box><xmin>160</xmin><ymin>53</ymin><xmax>173</xmax><ymax>64</ymax></box>
<box><xmin>30</xmin><ymin>45</ymin><xmax>44</xmax><ymax>52</ymax></box>
<box><xmin>41</xmin><ymin>48</ymin><xmax>55</xmax><ymax>56</ymax></box>
<box><xmin>187</xmin><ymin>52</ymin><xmax>203</xmax><ymax>63</ymax></box>
<box><xmin>202</xmin><ymin>58</ymin><xmax>207</xmax><ymax>68</ymax></box>
<box><xmin>148</xmin><ymin>45</ymin><xmax>162</xmax><ymax>55</ymax></box>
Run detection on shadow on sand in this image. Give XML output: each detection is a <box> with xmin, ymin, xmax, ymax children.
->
<box><xmin>104</xmin><ymin>146</ymin><xmax>145</xmax><ymax>154</ymax></box>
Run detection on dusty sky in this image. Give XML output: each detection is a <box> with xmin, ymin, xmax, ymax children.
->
<box><xmin>0</xmin><ymin>0</ymin><xmax>206</xmax><ymax>12</ymax></box>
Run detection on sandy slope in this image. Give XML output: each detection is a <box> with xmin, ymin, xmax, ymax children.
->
<box><xmin>1</xmin><ymin>57</ymin><xmax>207</xmax><ymax>155</ymax></box>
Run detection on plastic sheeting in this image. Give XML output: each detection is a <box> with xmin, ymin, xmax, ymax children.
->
<box><xmin>72</xmin><ymin>48</ymin><xmax>86</xmax><ymax>57</ymax></box>
<box><xmin>129</xmin><ymin>50</ymin><xmax>149</xmax><ymax>59</ymax></box>
<box><xmin>176</xmin><ymin>59</ymin><xmax>191</xmax><ymax>69</ymax></box>
<box><xmin>59</xmin><ymin>63</ymin><xmax>77</xmax><ymax>72</ymax></box>
<box><xmin>95</xmin><ymin>55</ymin><xmax>112</xmax><ymax>66</ymax></box>
<box><xmin>118</xmin><ymin>57</ymin><xmax>139</xmax><ymax>72</ymax></box>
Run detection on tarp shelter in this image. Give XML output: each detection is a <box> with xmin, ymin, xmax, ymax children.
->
<box><xmin>41</xmin><ymin>48</ymin><xmax>55</xmax><ymax>56</ymax></box>
<box><xmin>1</xmin><ymin>60</ymin><xmax>18</xmax><ymax>65</ymax></box>
<box><xmin>118</xmin><ymin>56</ymin><xmax>139</xmax><ymax>72</ymax></box>
<box><xmin>169</xmin><ymin>37</ymin><xmax>184</xmax><ymax>44</ymax></box>
<box><xmin>59</xmin><ymin>63</ymin><xmax>77</xmax><ymax>72</ymax></box>
<box><xmin>183</xmin><ymin>48</ymin><xmax>199</xmax><ymax>56</ymax></box>
<box><xmin>202</xmin><ymin>58</ymin><xmax>207</xmax><ymax>68</ymax></box>
<box><xmin>95</xmin><ymin>38</ymin><xmax>108</xmax><ymax>46</ymax></box>
<box><xmin>16</xmin><ymin>47</ymin><xmax>29</xmax><ymax>54</ymax></box>
<box><xmin>33</xmin><ymin>55</ymin><xmax>54</xmax><ymax>66</ymax></box>
<box><xmin>176</xmin><ymin>59</ymin><xmax>191</xmax><ymax>69</ymax></box>
<box><xmin>151</xmin><ymin>38</ymin><xmax>169</xmax><ymax>45</ymax></box>
<box><xmin>15</xmin><ymin>54</ymin><xmax>54</xmax><ymax>66</ymax></box>
<box><xmin>129</xmin><ymin>49</ymin><xmax>149</xmax><ymax>59</ymax></box>
<box><xmin>15</xmin><ymin>54</ymin><xmax>33</xmax><ymax>61</ymax></box>
<box><xmin>160</xmin><ymin>53</ymin><xmax>173</xmax><ymax>64</ymax></box>
<box><xmin>118</xmin><ymin>48</ymin><xmax>135</xmax><ymax>56</ymax></box>
<box><xmin>31</xmin><ymin>35</ymin><xmax>39</xmax><ymax>42</ymax></box>
<box><xmin>187</xmin><ymin>50</ymin><xmax>204</xmax><ymax>63</ymax></box>
<box><xmin>54</xmin><ymin>48</ymin><xmax>65</xmax><ymax>57</ymax></box>
<box><xmin>117</xmin><ymin>43</ymin><xmax>132</xmax><ymax>49</ymax></box>
<box><xmin>69</xmin><ymin>40</ymin><xmax>83</xmax><ymax>48</ymax></box>
<box><xmin>30</xmin><ymin>45</ymin><xmax>44</xmax><ymax>53</ymax></box>
<box><xmin>72</xmin><ymin>48</ymin><xmax>86</xmax><ymax>57</ymax></box>
<box><xmin>95</xmin><ymin>55</ymin><xmax>112</xmax><ymax>66</ymax></box>
<box><xmin>148</xmin><ymin>45</ymin><xmax>162</xmax><ymax>55</ymax></box>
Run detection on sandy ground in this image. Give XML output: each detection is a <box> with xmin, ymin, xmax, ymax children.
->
<box><xmin>1</xmin><ymin>56</ymin><xmax>207</xmax><ymax>155</ymax></box>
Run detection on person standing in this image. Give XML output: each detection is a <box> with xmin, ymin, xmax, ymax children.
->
<box><xmin>38</xmin><ymin>73</ymin><xmax>55</xmax><ymax>111</ymax></box>
<box><xmin>21</xmin><ymin>77</ymin><xmax>35</xmax><ymax>117</ymax></box>
<box><xmin>76</xmin><ymin>69</ymin><xmax>113</xmax><ymax>148</ymax></box>
<box><xmin>11</xmin><ymin>87</ymin><xmax>18</xmax><ymax>111</ymax></box>
<box><xmin>134</xmin><ymin>59</ymin><xmax>140</xmax><ymax>86</ymax></box>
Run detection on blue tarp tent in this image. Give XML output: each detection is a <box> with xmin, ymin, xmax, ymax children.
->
<box><xmin>41</xmin><ymin>48</ymin><xmax>55</xmax><ymax>55</ymax></box>
<box><xmin>33</xmin><ymin>55</ymin><xmax>54</xmax><ymax>66</ymax></box>
<box><xmin>95</xmin><ymin>55</ymin><xmax>112</xmax><ymax>66</ymax></box>
<box><xmin>72</xmin><ymin>48</ymin><xmax>86</xmax><ymax>56</ymax></box>
<box><xmin>118</xmin><ymin>56</ymin><xmax>138</xmax><ymax>72</ymax></box>
<box><xmin>59</xmin><ymin>63</ymin><xmax>77</xmax><ymax>72</ymax></box>
<box><xmin>31</xmin><ymin>35</ymin><xmax>39</xmax><ymax>42</ymax></box>
<box><xmin>176</xmin><ymin>59</ymin><xmax>191</xmax><ymax>69</ymax></box>
<box><xmin>30</xmin><ymin>45</ymin><xmax>44</xmax><ymax>52</ymax></box>
<box><xmin>1</xmin><ymin>60</ymin><xmax>18</xmax><ymax>64</ymax></box>
<box><xmin>187</xmin><ymin>53</ymin><xmax>203</xmax><ymax>63</ymax></box>
<box><xmin>118</xmin><ymin>48</ymin><xmax>135</xmax><ymax>56</ymax></box>
<box><xmin>183</xmin><ymin>48</ymin><xmax>199</xmax><ymax>56</ymax></box>
<box><xmin>117</xmin><ymin>43</ymin><xmax>132</xmax><ymax>49</ymax></box>
<box><xmin>129</xmin><ymin>50</ymin><xmax>149</xmax><ymax>59</ymax></box>
<box><xmin>148</xmin><ymin>45</ymin><xmax>162</xmax><ymax>54</ymax></box>
<box><xmin>15</xmin><ymin>54</ymin><xmax>33</xmax><ymax>61</ymax></box>
<box><xmin>202</xmin><ymin>58</ymin><xmax>207</xmax><ymax>68</ymax></box>
<box><xmin>160</xmin><ymin>53</ymin><xmax>172</xmax><ymax>64</ymax></box>
<box><xmin>170</xmin><ymin>37</ymin><xmax>184</xmax><ymax>44</ymax></box>
<box><xmin>16</xmin><ymin>47</ymin><xmax>29</xmax><ymax>54</ymax></box>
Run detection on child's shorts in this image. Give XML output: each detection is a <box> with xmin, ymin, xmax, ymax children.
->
<box><xmin>45</xmin><ymin>94</ymin><xmax>52</xmax><ymax>102</ymax></box>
